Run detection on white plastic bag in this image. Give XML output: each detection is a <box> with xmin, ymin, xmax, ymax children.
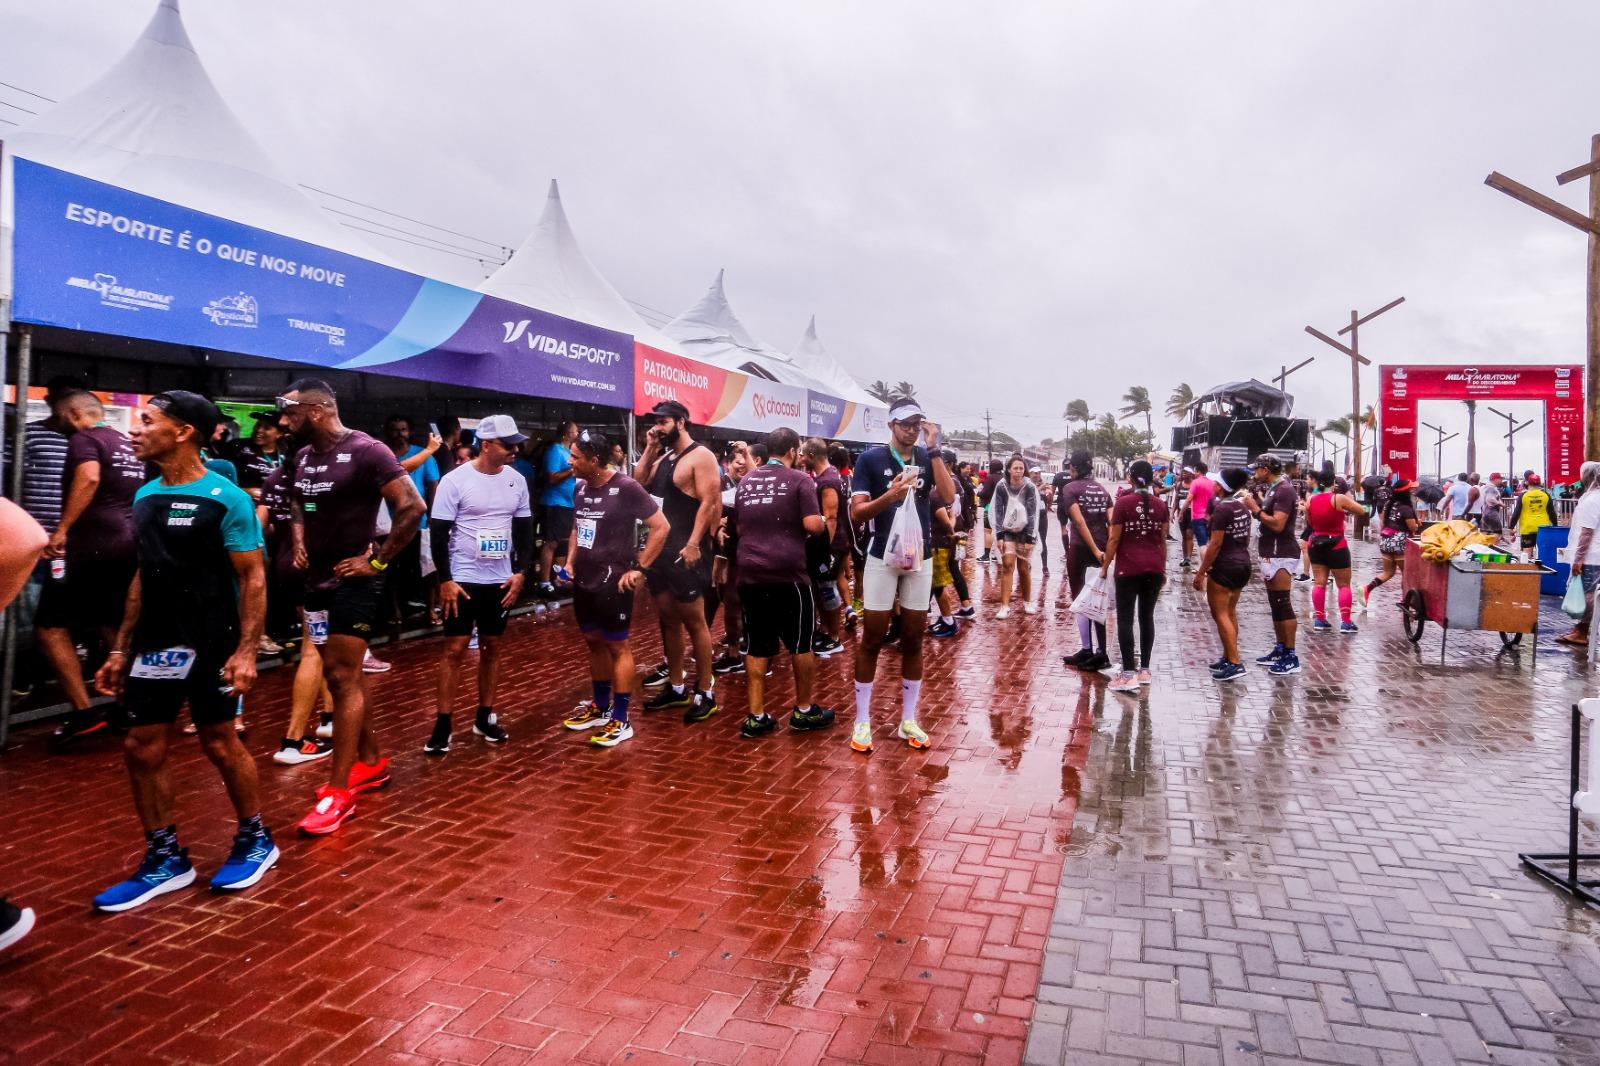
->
<box><xmin>1002</xmin><ymin>488</ymin><xmax>1028</xmax><ymax>532</ymax></box>
<box><xmin>1070</xmin><ymin>566</ymin><xmax>1111</xmax><ymax>624</ymax></box>
<box><xmin>1564</xmin><ymin>571</ymin><xmax>1588</xmax><ymax>619</ymax></box>
<box><xmin>883</xmin><ymin>495</ymin><xmax>924</xmax><ymax>572</ymax></box>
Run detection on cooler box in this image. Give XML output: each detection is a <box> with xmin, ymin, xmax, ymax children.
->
<box><xmin>1446</xmin><ymin>559</ymin><xmax>1544</xmax><ymax>633</ymax></box>
<box><xmin>1538</xmin><ymin>524</ymin><xmax>1570</xmax><ymax>596</ymax></box>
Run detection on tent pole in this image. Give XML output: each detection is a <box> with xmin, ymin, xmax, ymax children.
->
<box><xmin>627</xmin><ymin>410</ymin><xmax>637</xmax><ymax>466</ymax></box>
<box><xmin>0</xmin><ymin>324</ymin><xmax>29</xmax><ymax>750</ymax></box>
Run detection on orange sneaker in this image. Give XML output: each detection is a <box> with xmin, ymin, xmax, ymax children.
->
<box><xmin>297</xmin><ymin>785</ymin><xmax>356</xmax><ymax>835</ymax></box>
<box><xmin>348</xmin><ymin>757</ymin><xmax>391</xmax><ymax>794</ymax></box>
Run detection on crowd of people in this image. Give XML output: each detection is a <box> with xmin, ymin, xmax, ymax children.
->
<box><xmin>0</xmin><ymin>377</ymin><xmax>1581</xmax><ymax>950</ymax></box>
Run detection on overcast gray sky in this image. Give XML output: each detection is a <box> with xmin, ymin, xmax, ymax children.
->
<box><xmin>4</xmin><ymin>0</ymin><xmax>1599</xmax><ymax>471</ymax></box>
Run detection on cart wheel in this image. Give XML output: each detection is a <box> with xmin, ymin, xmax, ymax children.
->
<box><xmin>1402</xmin><ymin>589</ymin><xmax>1426</xmax><ymax>644</ymax></box>
<box><xmin>1499</xmin><ymin>631</ymin><xmax>1523</xmax><ymax>647</ymax></box>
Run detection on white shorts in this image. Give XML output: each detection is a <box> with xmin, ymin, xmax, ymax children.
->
<box><xmin>862</xmin><ymin>554</ymin><xmax>934</xmax><ymax>613</ymax></box>
<box><xmin>1258</xmin><ymin>557</ymin><xmax>1297</xmax><ymax>582</ymax></box>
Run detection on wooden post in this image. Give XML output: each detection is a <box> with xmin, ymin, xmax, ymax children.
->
<box><xmin>1487</xmin><ymin>137</ymin><xmax>1600</xmax><ymax>460</ymax></box>
<box><xmin>1349</xmin><ymin>310</ymin><xmax>1361</xmax><ymax>484</ymax></box>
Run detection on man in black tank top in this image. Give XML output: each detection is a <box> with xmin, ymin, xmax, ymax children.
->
<box><xmin>632</xmin><ymin>401</ymin><xmax>724</xmax><ymax>722</ymax></box>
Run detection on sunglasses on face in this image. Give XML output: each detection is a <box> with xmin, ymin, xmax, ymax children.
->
<box><xmin>274</xmin><ymin>395</ymin><xmax>327</xmax><ymax>411</ymax></box>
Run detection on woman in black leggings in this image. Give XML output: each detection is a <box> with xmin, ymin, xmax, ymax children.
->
<box><xmin>1101</xmin><ymin>460</ymin><xmax>1170</xmax><ymax>694</ymax></box>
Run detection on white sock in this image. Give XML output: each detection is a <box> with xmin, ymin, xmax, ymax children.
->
<box><xmin>902</xmin><ymin>678</ymin><xmax>921</xmax><ymax>722</ymax></box>
<box><xmin>941</xmin><ymin>615</ymin><xmax>954</xmax><ymax>625</ymax></box>
<box><xmin>854</xmin><ymin>681</ymin><xmax>873</xmax><ymax>725</ymax></box>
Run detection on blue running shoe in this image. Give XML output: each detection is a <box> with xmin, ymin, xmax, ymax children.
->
<box><xmin>1269</xmin><ymin>652</ymin><xmax>1301</xmax><ymax>676</ymax></box>
<box><xmin>1254</xmin><ymin>643</ymin><xmax>1285</xmax><ymax>665</ymax></box>
<box><xmin>1311</xmin><ymin>618</ymin><xmax>1332</xmax><ymax>633</ymax></box>
<box><xmin>93</xmin><ymin>849</ymin><xmax>195</xmax><ymax>912</ymax></box>
<box><xmin>210</xmin><ymin>831</ymin><xmax>279</xmax><ymax>893</ymax></box>
<box><xmin>1212</xmin><ymin>661</ymin><xmax>1247</xmax><ymax>683</ymax></box>
<box><xmin>1340</xmin><ymin>621</ymin><xmax>1359</xmax><ymax>635</ymax></box>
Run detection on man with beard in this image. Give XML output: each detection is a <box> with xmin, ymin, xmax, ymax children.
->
<box><xmin>281</xmin><ymin>380</ymin><xmax>424</xmax><ymax>834</ymax></box>
<box><xmin>633</xmin><ymin>401</ymin><xmax>723</xmax><ymax>723</ymax></box>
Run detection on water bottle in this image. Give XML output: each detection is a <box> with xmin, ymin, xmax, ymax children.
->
<box><xmin>50</xmin><ymin>557</ymin><xmax>66</xmax><ymax>581</ymax></box>
<box><xmin>553</xmin><ymin>565</ymin><xmax>571</xmax><ymax>584</ymax></box>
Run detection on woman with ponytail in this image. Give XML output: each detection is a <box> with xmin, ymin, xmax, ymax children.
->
<box><xmin>1101</xmin><ymin>459</ymin><xmax>1169</xmax><ymax>693</ymax></box>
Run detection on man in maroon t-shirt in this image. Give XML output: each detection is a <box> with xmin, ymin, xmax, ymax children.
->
<box><xmin>1245</xmin><ymin>454</ymin><xmax>1301</xmax><ymax>675</ymax></box>
<box><xmin>280</xmin><ymin>378</ymin><xmax>424</xmax><ymax>835</ymax></box>
<box><xmin>803</xmin><ymin>437</ymin><xmax>848</xmax><ymax>653</ymax></box>
<box><xmin>733</xmin><ymin>427</ymin><xmax>834</xmax><ymax>738</ymax></box>
<box><xmin>559</xmin><ymin>432</ymin><xmax>668</xmax><ymax>749</ymax></box>
<box><xmin>37</xmin><ymin>392</ymin><xmax>147</xmax><ymax>747</ymax></box>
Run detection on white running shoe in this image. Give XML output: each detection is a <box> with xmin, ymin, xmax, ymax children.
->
<box><xmin>995</xmin><ymin>606</ymin><xmax>1011</xmax><ymax>619</ymax></box>
<box><xmin>1023</xmin><ymin>602</ymin><xmax>1038</xmax><ymax>615</ymax></box>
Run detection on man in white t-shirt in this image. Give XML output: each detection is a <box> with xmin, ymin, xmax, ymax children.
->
<box><xmin>1559</xmin><ymin>462</ymin><xmax>1600</xmax><ymax>647</ymax></box>
<box><xmin>424</xmin><ymin>416</ymin><xmax>534</xmax><ymax>753</ymax></box>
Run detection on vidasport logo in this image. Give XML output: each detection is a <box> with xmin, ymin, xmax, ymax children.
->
<box><xmin>500</xmin><ymin>321</ymin><xmax>622</xmax><ymax>366</ymax></box>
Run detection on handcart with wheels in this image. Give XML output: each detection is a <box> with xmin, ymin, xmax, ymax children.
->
<box><xmin>1397</xmin><ymin>538</ymin><xmax>1551</xmax><ymax>659</ymax></box>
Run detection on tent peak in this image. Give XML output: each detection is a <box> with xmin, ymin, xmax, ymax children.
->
<box><xmin>145</xmin><ymin>0</ymin><xmax>196</xmax><ymax>53</ymax></box>
<box><xmin>546</xmin><ymin>178</ymin><xmax>560</xmax><ymax>200</ymax></box>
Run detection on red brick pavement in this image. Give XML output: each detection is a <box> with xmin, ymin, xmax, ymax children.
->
<box><xmin>0</xmin><ymin>558</ymin><xmax>1084</xmax><ymax>1064</ymax></box>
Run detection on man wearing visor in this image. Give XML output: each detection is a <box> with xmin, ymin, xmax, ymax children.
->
<box><xmin>848</xmin><ymin>398</ymin><xmax>956</xmax><ymax>752</ymax></box>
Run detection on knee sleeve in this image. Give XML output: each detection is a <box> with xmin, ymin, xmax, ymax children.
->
<box><xmin>1268</xmin><ymin>587</ymin><xmax>1295</xmax><ymax>622</ymax></box>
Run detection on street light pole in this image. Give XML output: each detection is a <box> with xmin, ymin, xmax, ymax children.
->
<box><xmin>1486</xmin><ymin>405</ymin><xmax>1535</xmax><ymax>477</ymax></box>
<box><xmin>1306</xmin><ymin>297</ymin><xmax>1405</xmax><ymax>486</ymax></box>
<box><xmin>1421</xmin><ymin>420</ymin><xmax>1459</xmax><ymax>482</ymax></box>
<box><xmin>1274</xmin><ymin>356</ymin><xmax>1315</xmax><ymax>400</ymax></box>
<box><xmin>1485</xmin><ymin>136</ymin><xmax>1600</xmax><ymax>459</ymax></box>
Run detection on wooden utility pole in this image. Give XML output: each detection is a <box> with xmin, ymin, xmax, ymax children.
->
<box><xmin>1306</xmin><ymin>297</ymin><xmax>1405</xmax><ymax>485</ymax></box>
<box><xmin>1274</xmin><ymin>356</ymin><xmax>1315</xmax><ymax>398</ymax></box>
<box><xmin>1486</xmin><ymin>135</ymin><xmax>1600</xmax><ymax>459</ymax></box>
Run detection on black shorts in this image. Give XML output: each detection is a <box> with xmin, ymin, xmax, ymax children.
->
<box><xmin>1208</xmin><ymin>562</ymin><xmax>1251</xmax><ymax>591</ymax></box>
<box><xmin>34</xmin><ymin>557</ymin><xmax>136</xmax><ymax>631</ymax></box>
<box><xmin>303</xmin><ymin>576</ymin><xmax>386</xmax><ymax>643</ymax></box>
<box><xmin>1521</xmin><ymin>532</ymin><xmax>1539</xmax><ymax>550</ymax></box>
<box><xmin>1179</xmin><ymin>510</ymin><xmax>1192</xmax><ymax>531</ymax></box>
<box><xmin>543</xmin><ymin>505</ymin><xmax>574</xmax><ymax>545</ymax></box>
<box><xmin>739</xmin><ymin>582</ymin><xmax>816</xmax><ymax>659</ymax></box>
<box><xmin>122</xmin><ymin>639</ymin><xmax>237</xmax><ymax>729</ymax></box>
<box><xmin>574</xmin><ymin>582</ymin><xmax>634</xmax><ymax>641</ymax></box>
<box><xmin>1307</xmin><ymin>536</ymin><xmax>1352</xmax><ymax>570</ymax></box>
<box><xmin>442</xmin><ymin>581</ymin><xmax>511</xmax><ymax>638</ymax></box>
<box><xmin>646</xmin><ymin>553</ymin><xmax>713</xmax><ymax>603</ymax></box>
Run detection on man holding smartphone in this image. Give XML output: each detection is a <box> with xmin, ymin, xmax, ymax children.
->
<box><xmin>848</xmin><ymin>398</ymin><xmax>956</xmax><ymax>753</ymax></box>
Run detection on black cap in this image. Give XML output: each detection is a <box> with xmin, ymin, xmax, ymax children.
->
<box><xmin>1252</xmin><ymin>453</ymin><xmax>1283</xmax><ymax>475</ymax></box>
<box><xmin>1218</xmin><ymin>467</ymin><xmax>1251</xmax><ymax>493</ymax></box>
<box><xmin>650</xmin><ymin>399</ymin><xmax>690</xmax><ymax>421</ymax></box>
<box><xmin>149</xmin><ymin>390</ymin><xmax>221</xmax><ymax>444</ymax></box>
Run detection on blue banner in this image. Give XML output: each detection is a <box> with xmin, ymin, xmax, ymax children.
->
<box><xmin>10</xmin><ymin>159</ymin><xmax>633</xmax><ymax>406</ymax></box>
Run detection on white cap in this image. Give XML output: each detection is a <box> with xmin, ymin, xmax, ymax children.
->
<box><xmin>475</xmin><ymin>414</ymin><xmax>527</xmax><ymax>445</ymax></box>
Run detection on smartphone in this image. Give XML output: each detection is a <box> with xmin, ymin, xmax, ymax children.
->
<box><xmin>428</xmin><ymin>421</ymin><xmax>441</xmax><ymax>437</ymax></box>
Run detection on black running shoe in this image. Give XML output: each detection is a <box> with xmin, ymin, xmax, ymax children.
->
<box><xmin>641</xmin><ymin>662</ymin><xmax>671</xmax><ymax>688</ymax></box>
<box><xmin>50</xmin><ymin>710</ymin><xmax>107</xmax><ymax>750</ymax></box>
<box><xmin>423</xmin><ymin>718</ymin><xmax>452</xmax><ymax>755</ymax></box>
<box><xmin>1081</xmin><ymin>652</ymin><xmax>1113</xmax><ymax>673</ymax></box>
<box><xmin>927</xmin><ymin>620</ymin><xmax>958</xmax><ymax>639</ymax></box>
<box><xmin>813</xmin><ymin>636</ymin><xmax>845</xmax><ymax>657</ymax></box>
<box><xmin>683</xmin><ymin>693</ymin><xmax>718</xmax><ymax>724</ymax></box>
<box><xmin>473</xmin><ymin>714</ymin><xmax>509</xmax><ymax>743</ymax></box>
<box><xmin>645</xmin><ymin>685</ymin><xmax>692</xmax><ymax>711</ymax></box>
<box><xmin>1063</xmin><ymin>648</ymin><xmax>1093</xmax><ymax>668</ymax></box>
<box><xmin>712</xmin><ymin>652</ymin><xmax>745</xmax><ymax>675</ymax></box>
<box><xmin>884</xmin><ymin>621</ymin><xmax>902</xmax><ymax>646</ymax></box>
<box><xmin>740</xmin><ymin>713</ymin><xmax>778</xmax><ymax>738</ymax></box>
<box><xmin>0</xmin><ymin>898</ymin><xmax>35</xmax><ymax>953</ymax></box>
<box><xmin>790</xmin><ymin>705</ymin><xmax>837</xmax><ymax>731</ymax></box>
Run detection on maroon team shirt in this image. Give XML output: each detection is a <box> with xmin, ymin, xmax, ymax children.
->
<box><xmin>1209</xmin><ymin>497</ymin><xmax>1253</xmax><ymax>570</ymax></box>
<box><xmin>572</xmin><ymin>472</ymin><xmax>658</xmax><ymax>591</ymax></box>
<box><xmin>734</xmin><ymin>464</ymin><xmax>820</xmax><ymax>585</ymax></box>
<box><xmin>1111</xmin><ymin>491</ymin><xmax>1169</xmax><ymax>576</ymax></box>
<box><xmin>1258</xmin><ymin>479</ymin><xmax>1301</xmax><ymax>559</ymax></box>
<box><xmin>62</xmin><ymin>425</ymin><xmax>146</xmax><ymax>563</ymax></box>
<box><xmin>291</xmin><ymin>430</ymin><xmax>407</xmax><ymax>589</ymax></box>
<box><xmin>813</xmin><ymin>466</ymin><xmax>851</xmax><ymax>555</ymax></box>
<box><xmin>1060</xmin><ymin>477</ymin><xmax>1112</xmax><ymax>550</ymax></box>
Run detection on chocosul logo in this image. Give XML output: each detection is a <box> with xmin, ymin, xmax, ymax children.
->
<box><xmin>752</xmin><ymin>392</ymin><xmax>802</xmax><ymax>421</ymax></box>
<box><xmin>500</xmin><ymin>321</ymin><xmax>622</xmax><ymax>366</ymax></box>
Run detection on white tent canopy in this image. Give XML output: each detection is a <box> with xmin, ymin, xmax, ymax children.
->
<box><xmin>789</xmin><ymin>315</ymin><xmax>875</xmax><ymax>405</ymax></box>
<box><xmin>663</xmin><ymin>271</ymin><xmax>832</xmax><ymax>393</ymax></box>
<box><xmin>480</xmin><ymin>179</ymin><xmax>680</xmax><ymax>353</ymax></box>
<box><xmin>2</xmin><ymin>0</ymin><xmax>388</xmax><ymax>265</ymax></box>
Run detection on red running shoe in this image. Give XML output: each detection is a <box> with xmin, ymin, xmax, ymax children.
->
<box><xmin>348</xmin><ymin>757</ymin><xmax>391</xmax><ymax>794</ymax></box>
<box><xmin>297</xmin><ymin>785</ymin><xmax>355</xmax><ymax>835</ymax></box>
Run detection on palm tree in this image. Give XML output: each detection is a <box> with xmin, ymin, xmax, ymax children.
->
<box><xmin>1120</xmin><ymin>385</ymin><xmax>1153</xmax><ymax>440</ymax></box>
<box><xmin>892</xmin><ymin>381</ymin><xmax>918</xmax><ymax>401</ymax></box>
<box><xmin>1064</xmin><ymin>399</ymin><xmax>1091</xmax><ymax>437</ymax></box>
<box><xmin>866</xmin><ymin>380</ymin><xmax>895</xmax><ymax>404</ymax></box>
<box><xmin>1323</xmin><ymin>416</ymin><xmax>1352</xmax><ymax>472</ymax></box>
<box><xmin>1165</xmin><ymin>383</ymin><xmax>1195</xmax><ymax>422</ymax></box>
